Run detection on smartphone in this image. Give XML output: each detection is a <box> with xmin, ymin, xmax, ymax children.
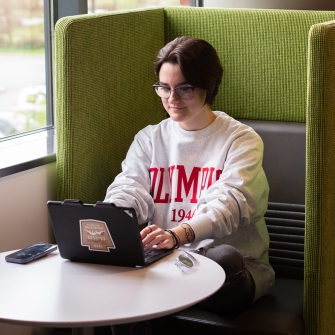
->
<box><xmin>5</xmin><ymin>242</ymin><xmax>57</xmax><ymax>264</ymax></box>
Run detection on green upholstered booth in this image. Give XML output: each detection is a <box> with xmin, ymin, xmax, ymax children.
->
<box><xmin>54</xmin><ymin>7</ymin><xmax>335</xmax><ymax>335</ymax></box>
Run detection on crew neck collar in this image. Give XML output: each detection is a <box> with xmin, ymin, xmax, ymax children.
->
<box><xmin>172</xmin><ymin>112</ymin><xmax>224</xmax><ymax>140</ymax></box>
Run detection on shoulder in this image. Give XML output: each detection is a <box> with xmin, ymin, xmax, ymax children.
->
<box><xmin>130</xmin><ymin>118</ymin><xmax>173</xmax><ymax>154</ymax></box>
<box><xmin>135</xmin><ymin>118</ymin><xmax>172</xmax><ymax>139</ymax></box>
<box><xmin>215</xmin><ymin>112</ymin><xmax>262</xmax><ymax>140</ymax></box>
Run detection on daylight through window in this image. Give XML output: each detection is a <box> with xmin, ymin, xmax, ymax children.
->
<box><xmin>0</xmin><ymin>0</ymin><xmax>47</xmax><ymax>139</ymax></box>
<box><xmin>88</xmin><ymin>0</ymin><xmax>182</xmax><ymax>13</ymax></box>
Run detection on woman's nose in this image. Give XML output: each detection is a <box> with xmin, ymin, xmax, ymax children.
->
<box><xmin>168</xmin><ymin>90</ymin><xmax>180</xmax><ymax>102</ymax></box>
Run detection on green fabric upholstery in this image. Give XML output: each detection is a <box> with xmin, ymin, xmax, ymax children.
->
<box><xmin>55</xmin><ymin>8</ymin><xmax>166</xmax><ymax>203</ymax></box>
<box><xmin>305</xmin><ymin>20</ymin><xmax>335</xmax><ymax>335</ymax></box>
<box><xmin>54</xmin><ymin>7</ymin><xmax>335</xmax><ymax>335</ymax></box>
<box><xmin>164</xmin><ymin>8</ymin><xmax>335</xmax><ymax>122</ymax></box>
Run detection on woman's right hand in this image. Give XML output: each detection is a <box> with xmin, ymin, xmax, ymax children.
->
<box><xmin>140</xmin><ymin>225</ymin><xmax>176</xmax><ymax>250</ymax></box>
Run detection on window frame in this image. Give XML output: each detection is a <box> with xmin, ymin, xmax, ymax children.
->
<box><xmin>0</xmin><ymin>0</ymin><xmax>201</xmax><ymax>178</ymax></box>
<box><xmin>0</xmin><ymin>0</ymin><xmax>87</xmax><ymax>178</ymax></box>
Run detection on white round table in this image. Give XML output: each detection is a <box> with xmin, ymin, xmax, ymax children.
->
<box><xmin>0</xmin><ymin>249</ymin><xmax>225</xmax><ymax>333</ymax></box>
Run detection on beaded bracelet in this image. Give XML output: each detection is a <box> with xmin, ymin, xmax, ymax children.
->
<box><xmin>164</xmin><ymin>229</ymin><xmax>180</xmax><ymax>249</ymax></box>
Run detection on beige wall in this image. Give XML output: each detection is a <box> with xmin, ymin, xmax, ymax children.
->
<box><xmin>204</xmin><ymin>0</ymin><xmax>335</xmax><ymax>9</ymax></box>
<box><xmin>0</xmin><ymin>324</ymin><xmax>52</xmax><ymax>335</ymax></box>
<box><xmin>0</xmin><ymin>163</ymin><xmax>56</xmax><ymax>252</ymax></box>
<box><xmin>0</xmin><ymin>163</ymin><xmax>56</xmax><ymax>335</ymax></box>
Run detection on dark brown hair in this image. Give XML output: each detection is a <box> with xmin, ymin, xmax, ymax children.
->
<box><xmin>154</xmin><ymin>36</ymin><xmax>223</xmax><ymax>105</ymax></box>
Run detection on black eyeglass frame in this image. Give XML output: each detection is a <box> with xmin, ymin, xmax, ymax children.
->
<box><xmin>152</xmin><ymin>83</ymin><xmax>196</xmax><ymax>99</ymax></box>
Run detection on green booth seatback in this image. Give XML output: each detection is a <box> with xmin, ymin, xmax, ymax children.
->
<box><xmin>55</xmin><ymin>7</ymin><xmax>335</xmax><ymax>335</ymax></box>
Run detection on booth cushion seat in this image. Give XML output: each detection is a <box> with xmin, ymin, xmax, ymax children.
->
<box><xmin>151</xmin><ymin>278</ymin><xmax>304</xmax><ymax>335</ymax></box>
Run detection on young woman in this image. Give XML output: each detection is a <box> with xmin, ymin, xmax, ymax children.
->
<box><xmin>105</xmin><ymin>36</ymin><xmax>275</xmax><ymax>313</ymax></box>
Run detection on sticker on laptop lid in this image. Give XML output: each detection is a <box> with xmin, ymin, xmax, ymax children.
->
<box><xmin>80</xmin><ymin>219</ymin><xmax>115</xmax><ymax>252</ymax></box>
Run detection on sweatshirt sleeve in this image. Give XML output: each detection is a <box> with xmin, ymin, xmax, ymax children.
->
<box><xmin>186</xmin><ymin>127</ymin><xmax>269</xmax><ymax>243</ymax></box>
<box><xmin>104</xmin><ymin>129</ymin><xmax>154</xmax><ymax>224</ymax></box>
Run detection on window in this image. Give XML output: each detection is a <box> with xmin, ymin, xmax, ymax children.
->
<box><xmin>0</xmin><ymin>0</ymin><xmax>49</xmax><ymax>138</ymax></box>
<box><xmin>88</xmin><ymin>0</ymin><xmax>182</xmax><ymax>12</ymax></box>
<box><xmin>0</xmin><ymin>0</ymin><xmax>195</xmax><ymax>177</ymax></box>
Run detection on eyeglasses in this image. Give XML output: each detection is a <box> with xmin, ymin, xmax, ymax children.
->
<box><xmin>153</xmin><ymin>83</ymin><xmax>196</xmax><ymax>99</ymax></box>
<box><xmin>174</xmin><ymin>250</ymin><xmax>198</xmax><ymax>273</ymax></box>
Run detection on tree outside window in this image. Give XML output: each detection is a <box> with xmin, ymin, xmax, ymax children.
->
<box><xmin>0</xmin><ymin>0</ymin><xmax>46</xmax><ymax>138</ymax></box>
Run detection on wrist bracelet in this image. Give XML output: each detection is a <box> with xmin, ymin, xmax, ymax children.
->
<box><xmin>164</xmin><ymin>229</ymin><xmax>180</xmax><ymax>249</ymax></box>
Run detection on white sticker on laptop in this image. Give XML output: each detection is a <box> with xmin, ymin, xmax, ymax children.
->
<box><xmin>80</xmin><ymin>219</ymin><xmax>115</xmax><ymax>252</ymax></box>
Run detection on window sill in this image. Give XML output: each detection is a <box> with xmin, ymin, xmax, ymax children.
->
<box><xmin>0</xmin><ymin>128</ymin><xmax>56</xmax><ymax>178</ymax></box>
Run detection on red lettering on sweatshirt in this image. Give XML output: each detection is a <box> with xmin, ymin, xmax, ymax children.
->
<box><xmin>168</xmin><ymin>166</ymin><xmax>176</xmax><ymax>203</ymax></box>
<box><xmin>198</xmin><ymin>167</ymin><xmax>216</xmax><ymax>198</ymax></box>
<box><xmin>216</xmin><ymin>169</ymin><xmax>223</xmax><ymax>180</ymax></box>
<box><xmin>175</xmin><ymin>165</ymin><xmax>201</xmax><ymax>203</ymax></box>
<box><xmin>149</xmin><ymin>167</ymin><xmax>169</xmax><ymax>203</ymax></box>
<box><xmin>150</xmin><ymin>165</ymin><xmax>223</xmax><ymax>204</ymax></box>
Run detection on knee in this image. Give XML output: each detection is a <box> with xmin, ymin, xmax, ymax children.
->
<box><xmin>205</xmin><ymin>244</ymin><xmax>244</xmax><ymax>277</ymax></box>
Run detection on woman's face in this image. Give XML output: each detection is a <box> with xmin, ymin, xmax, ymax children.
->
<box><xmin>158</xmin><ymin>62</ymin><xmax>215</xmax><ymax>131</ymax></box>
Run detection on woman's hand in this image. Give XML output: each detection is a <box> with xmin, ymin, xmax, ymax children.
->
<box><xmin>140</xmin><ymin>223</ymin><xmax>195</xmax><ymax>250</ymax></box>
<box><xmin>140</xmin><ymin>225</ymin><xmax>176</xmax><ymax>250</ymax></box>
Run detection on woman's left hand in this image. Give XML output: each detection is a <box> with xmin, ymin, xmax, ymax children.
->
<box><xmin>140</xmin><ymin>225</ymin><xmax>175</xmax><ymax>250</ymax></box>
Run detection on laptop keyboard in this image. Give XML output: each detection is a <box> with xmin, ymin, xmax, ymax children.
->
<box><xmin>144</xmin><ymin>248</ymin><xmax>169</xmax><ymax>262</ymax></box>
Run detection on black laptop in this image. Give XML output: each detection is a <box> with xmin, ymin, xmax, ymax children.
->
<box><xmin>47</xmin><ymin>200</ymin><xmax>173</xmax><ymax>267</ymax></box>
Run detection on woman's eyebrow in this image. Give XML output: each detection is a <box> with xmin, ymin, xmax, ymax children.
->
<box><xmin>159</xmin><ymin>81</ymin><xmax>189</xmax><ymax>86</ymax></box>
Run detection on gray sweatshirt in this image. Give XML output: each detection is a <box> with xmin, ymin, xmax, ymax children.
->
<box><xmin>105</xmin><ymin>111</ymin><xmax>275</xmax><ymax>302</ymax></box>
